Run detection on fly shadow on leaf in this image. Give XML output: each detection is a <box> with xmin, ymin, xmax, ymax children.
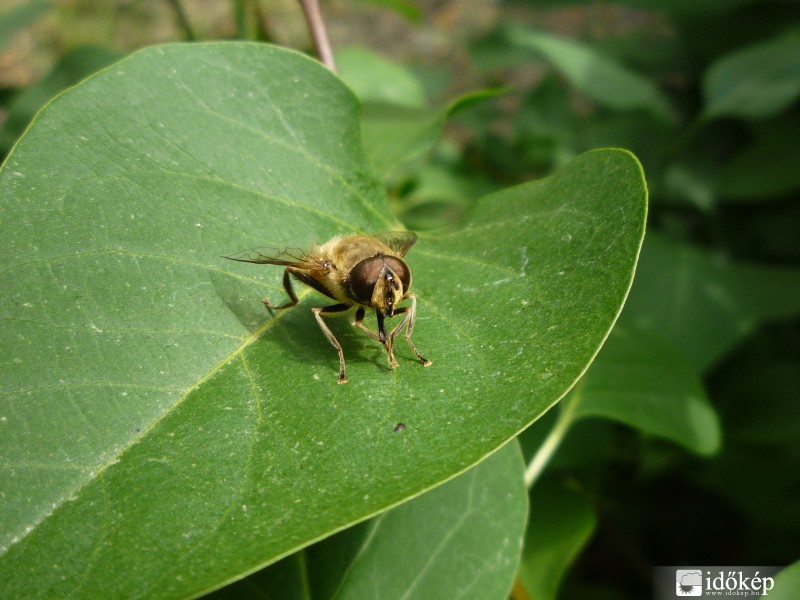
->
<box><xmin>210</xmin><ymin>268</ymin><xmax>389</xmax><ymax>377</ymax></box>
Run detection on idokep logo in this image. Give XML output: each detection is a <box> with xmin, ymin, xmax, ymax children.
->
<box><xmin>655</xmin><ymin>566</ymin><xmax>780</xmax><ymax>599</ymax></box>
<box><xmin>703</xmin><ymin>569</ymin><xmax>775</xmax><ymax>596</ymax></box>
<box><xmin>675</xmin><ymin>570</ymin><xmax>703</xmax><ymax>596</ymax></box>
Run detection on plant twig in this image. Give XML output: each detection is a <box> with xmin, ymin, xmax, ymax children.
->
<box><xmin>164</xmin><ymin>0</ymin><xmax>195</xmax><ymax>41</ymax></box>
<box><xmin>524</xmin><ymin>383</ymin><xmax>583</xmax><ymax>488</ymax></box>
<box><xmin>234</xmin><ymin>0</ymin><xmax>248</xmax><ymax>39</ymax></box>
<box><xmin>297</xmin><ymin>0</ymin><xmax>337</xmax><ymax>72</ymax></box>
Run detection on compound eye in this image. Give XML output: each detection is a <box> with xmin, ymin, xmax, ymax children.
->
<box><xmin>349</xmin><ymin>256</ymin><xmax>384</xmax><ymax>305</ymax></box>
<box><xmin>383</xmin><ymin>257</ymin><xmax>411</xmax><ymax>291</ymax></box>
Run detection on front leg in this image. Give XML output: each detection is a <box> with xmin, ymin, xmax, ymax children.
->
<box><xmin>388</xmin><ymin>294</ymin><xmax>432</xmax><ymax>367</ymax></box>
<box><xmin>376</xmin><ymin>310</ymin><xmax>399</xmax><ymax>368</ymax></box>
<box><xmin>354</xmin><ymin>307</ymin><xmax>398</xmax><ymax>368</ymax></box>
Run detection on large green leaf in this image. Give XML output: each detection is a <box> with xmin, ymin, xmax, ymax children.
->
<box><xmin>0</xmin><ymin>43</ymin><xmax>646</xmax><ymax>598</ymax></box>
<box><xmin>212</xmin><ymin>441</ymin><xmax>527</xmax><ymax>599</ymax></box>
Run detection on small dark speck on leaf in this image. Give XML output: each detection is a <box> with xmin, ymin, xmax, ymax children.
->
<box><xmin>393</xmin><ymin>422</ymin><xmax>406</xmax><ymax>433</ymax></box>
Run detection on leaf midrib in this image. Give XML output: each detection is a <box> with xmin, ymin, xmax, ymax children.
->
<box><xmin>2</xmin><ymin>283</ymin><xmax>313</xmax><ymax>555</ymax></box>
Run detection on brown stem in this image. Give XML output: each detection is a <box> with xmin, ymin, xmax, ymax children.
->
<box><xmin>164</xmin><ymin>0</ymin><xmax>195</xmax><ymax>40</ymax></box>
<box><xmin>297</xmin><ymin>0</ymin><xmax>337</xmax><ymax>72</ymax></box>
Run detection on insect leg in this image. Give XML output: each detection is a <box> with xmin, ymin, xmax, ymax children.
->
<box><xmin>355</xmin><ymin>308</ymin><xmax>398</xmax><ymax>368</ymax></box>
<box><xmin>353</xmin><ymin>307</ymin><xmax>381</xmax><ymax>342</ymax></box>
<box><xmin>375</xmin><ymin>310</ymin><xmax>399</xmax><ymax>368</ymax></box>
<box><xmin>313</xmin><ymin>303</ymin><xmax>352</xmax><ymax>384</ymax></box>
<box><xmin>389</xmin><ymin>294</ymin><xmax>432</xmax><ymax>367</ymax></box>
<box><xmin>355</xmin><ymin>308</ymin><xmax>397</xmax><ymax>366</ymax></box>
<box><xmin>263</xmin><ymin>268</ymin><xmax>300</xmax><ymax>311</ymax></box>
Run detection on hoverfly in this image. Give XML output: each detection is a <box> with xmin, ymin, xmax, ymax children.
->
<box><xmin>225</xmin><ymin>232</ymin><xmax>432</xmax><ymax>384</ymax></box>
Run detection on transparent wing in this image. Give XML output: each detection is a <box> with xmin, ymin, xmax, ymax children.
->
<box><xmin>371</xmin><ymin>231</ymin><xmax>418</xmax><ymax>257</ymax></box>
<box><xmin>223</xmin><ymin>246</ymin><xmax>316</xmax><ymax>267</ymax></box>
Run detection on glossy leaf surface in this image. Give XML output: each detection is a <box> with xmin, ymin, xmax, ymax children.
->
<box><xmin>0</xmin><ymin>43</ymin><xmax>646</xmax><ymax>598</ymax></box>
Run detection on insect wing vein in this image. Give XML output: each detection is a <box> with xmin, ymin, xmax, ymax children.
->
<box><xmin>224</xmin><ymin>246</ymin><xmax>314</xmax><ymax>267</ymax></box>
<box><xmin>372</xmin><ymin>231</ymin><xmax>418</xmax><ymax>256</ymax></box>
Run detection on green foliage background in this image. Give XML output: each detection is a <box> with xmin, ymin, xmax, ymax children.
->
<box><xmin>1</xmin><ymin>0</ymin><xmax>799</xmax><ymax>598</ymax></box>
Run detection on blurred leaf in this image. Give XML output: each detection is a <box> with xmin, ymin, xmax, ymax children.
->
<box><xmin>516</xmin><ymin>75</ymin><xmax>574</xmax><ymax>139</ymax></box>
<box><xmin>689</xmin><ymin>321</ymin><xmax>800</xmax><ymax>559</ymax></box>
<box><xmin>573</xmin><ymin>326</ymin><xmax>721</xmax><ymax>455</ymax></box>
<box><xmin>336</xmin><ymin>47</ymin><xmax>504</xmax><ymax>177</ymax></box>
<box><xmin>336</xmin><ymin>47</ymin><xmax>503</xmax><ymax>177</ymax></box>
<box><xmin>395</xmin><ymin>162</ymin><xmax>496</xmax><ymax>231</ymax></box>
<box><xmin>517</xmin><ymin>478</ymin><xmax>596</xmax><ymax>600</ymax></box>
<box><xmin>677</xmin><ymin>1</ymin><xmax>800</xmax><ymax>67</ymax></box>
<box><xmin>469</xmin><ymin>28</ymin><xmax>537</xmax><ymax>72</ymax></box>
<box><xmin>217</xmin><ymin>441</ymin><xmax>527</xmax><ymax>599</ymax></box>
<box><xmin>579</xmin><ymin>111</ymin><xmax>673</xmax><ymax>194</ymax></box>
<box><xmin>720</xmin><ymin>201</ymin><xmax>800</xmax><ymax>262</ymax></box>
<box><xmin>716</xmin><ymin>115</ymin><xmax>800</xmax><ymax>201</ymax></box>
<box><xmin>404</xmin><ymin>163</ymin><xmax>489</xmax><ymax>207</ymax></box>
<box><xmin>711</xmin><ymin>323</ymin><xmax>800</xmax><ymax>446</ymax></box>
<box><xmin>337</xmin><ymin>46</ymin><xmax>426</xmax><ymax>109</ymax></box>
<box><xmin>354</xmin><ymin>0</ymin><xmax>421</xmax><ymax>22</ymax></box>
<box><xmin>514</xmin><ymin>75</ymin><xmax>578</xmax><ymax>172</ymax></box>
<box><xmin>722</xmin><ymin>358</ymin><xmax>800</xmax><ymax>444</ymax></box>
<box><xmin>698</xmin><ymin>440</ymin><xmax>800</xmax><ymax>537</ymax></box>
<box><xmin>510</xmin><ymin>0</ymin><xmax>752</xmax><ymax>17</ymax></box>
<box><xmin>360</xmin><ymin>103</ymin><xmax>443</xmax><ymax>176</ymax></box>
<box><xmin>622</xmin><ymin>233</ymin><xmax>800</xmax><ymax>370</ymax></box>
<box><xmin>446</xmin><ymin>87</ymin><xmax>508</xmax><ymax>117</ymax></box>
<box><xmin>0</xmin><ymin>42</ymin><xmax>647</xmax><ymax>599</ymax></box>
<box><xmin>760</xmin><ymin>560</ymin><xmax>800</xmax><ymax>600</ymax></box>
<box><xmin>704</xmin><ymin>28</ymin><xmax>800</xmax><ymax>120</ymax></box>
<box><xmin>360</xmin><ymin>91</ymin><xmax>502</xmax><ymax>177</ymax></box>
<box><xmin>0</xmin><ymin>45</ymin><xmax>121</xmax><ymax>152</ymax></box>
<box><xmin>506</xmin><ymin>26</ymin><xmax>673</xmax><ymax>120</ymax></box>
<box><xmin>661</xmin><ymin>158</ymin><xmax>717</xmax><ymax>211</ymax></box>
<box><xmin>518</xmin><ymin>410</ymin><xmax>618</xmax><ymax>486</ymax></box>
<box><xmin>0</xmin><ymin>0</ymin><xmax>49</xmax><ymax>50</ymax></box>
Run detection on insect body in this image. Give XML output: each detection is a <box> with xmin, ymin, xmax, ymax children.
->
<box><xmin>225</xmin><ymin>232</ymin><xmax>432</xmax><ymax>384</ymax></box>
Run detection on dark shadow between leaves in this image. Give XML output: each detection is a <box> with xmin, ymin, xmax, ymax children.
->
<box><xmin>204</xmin><ymin>519</ymin><xmax>372</xmax><ymax>598</ymax></box>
